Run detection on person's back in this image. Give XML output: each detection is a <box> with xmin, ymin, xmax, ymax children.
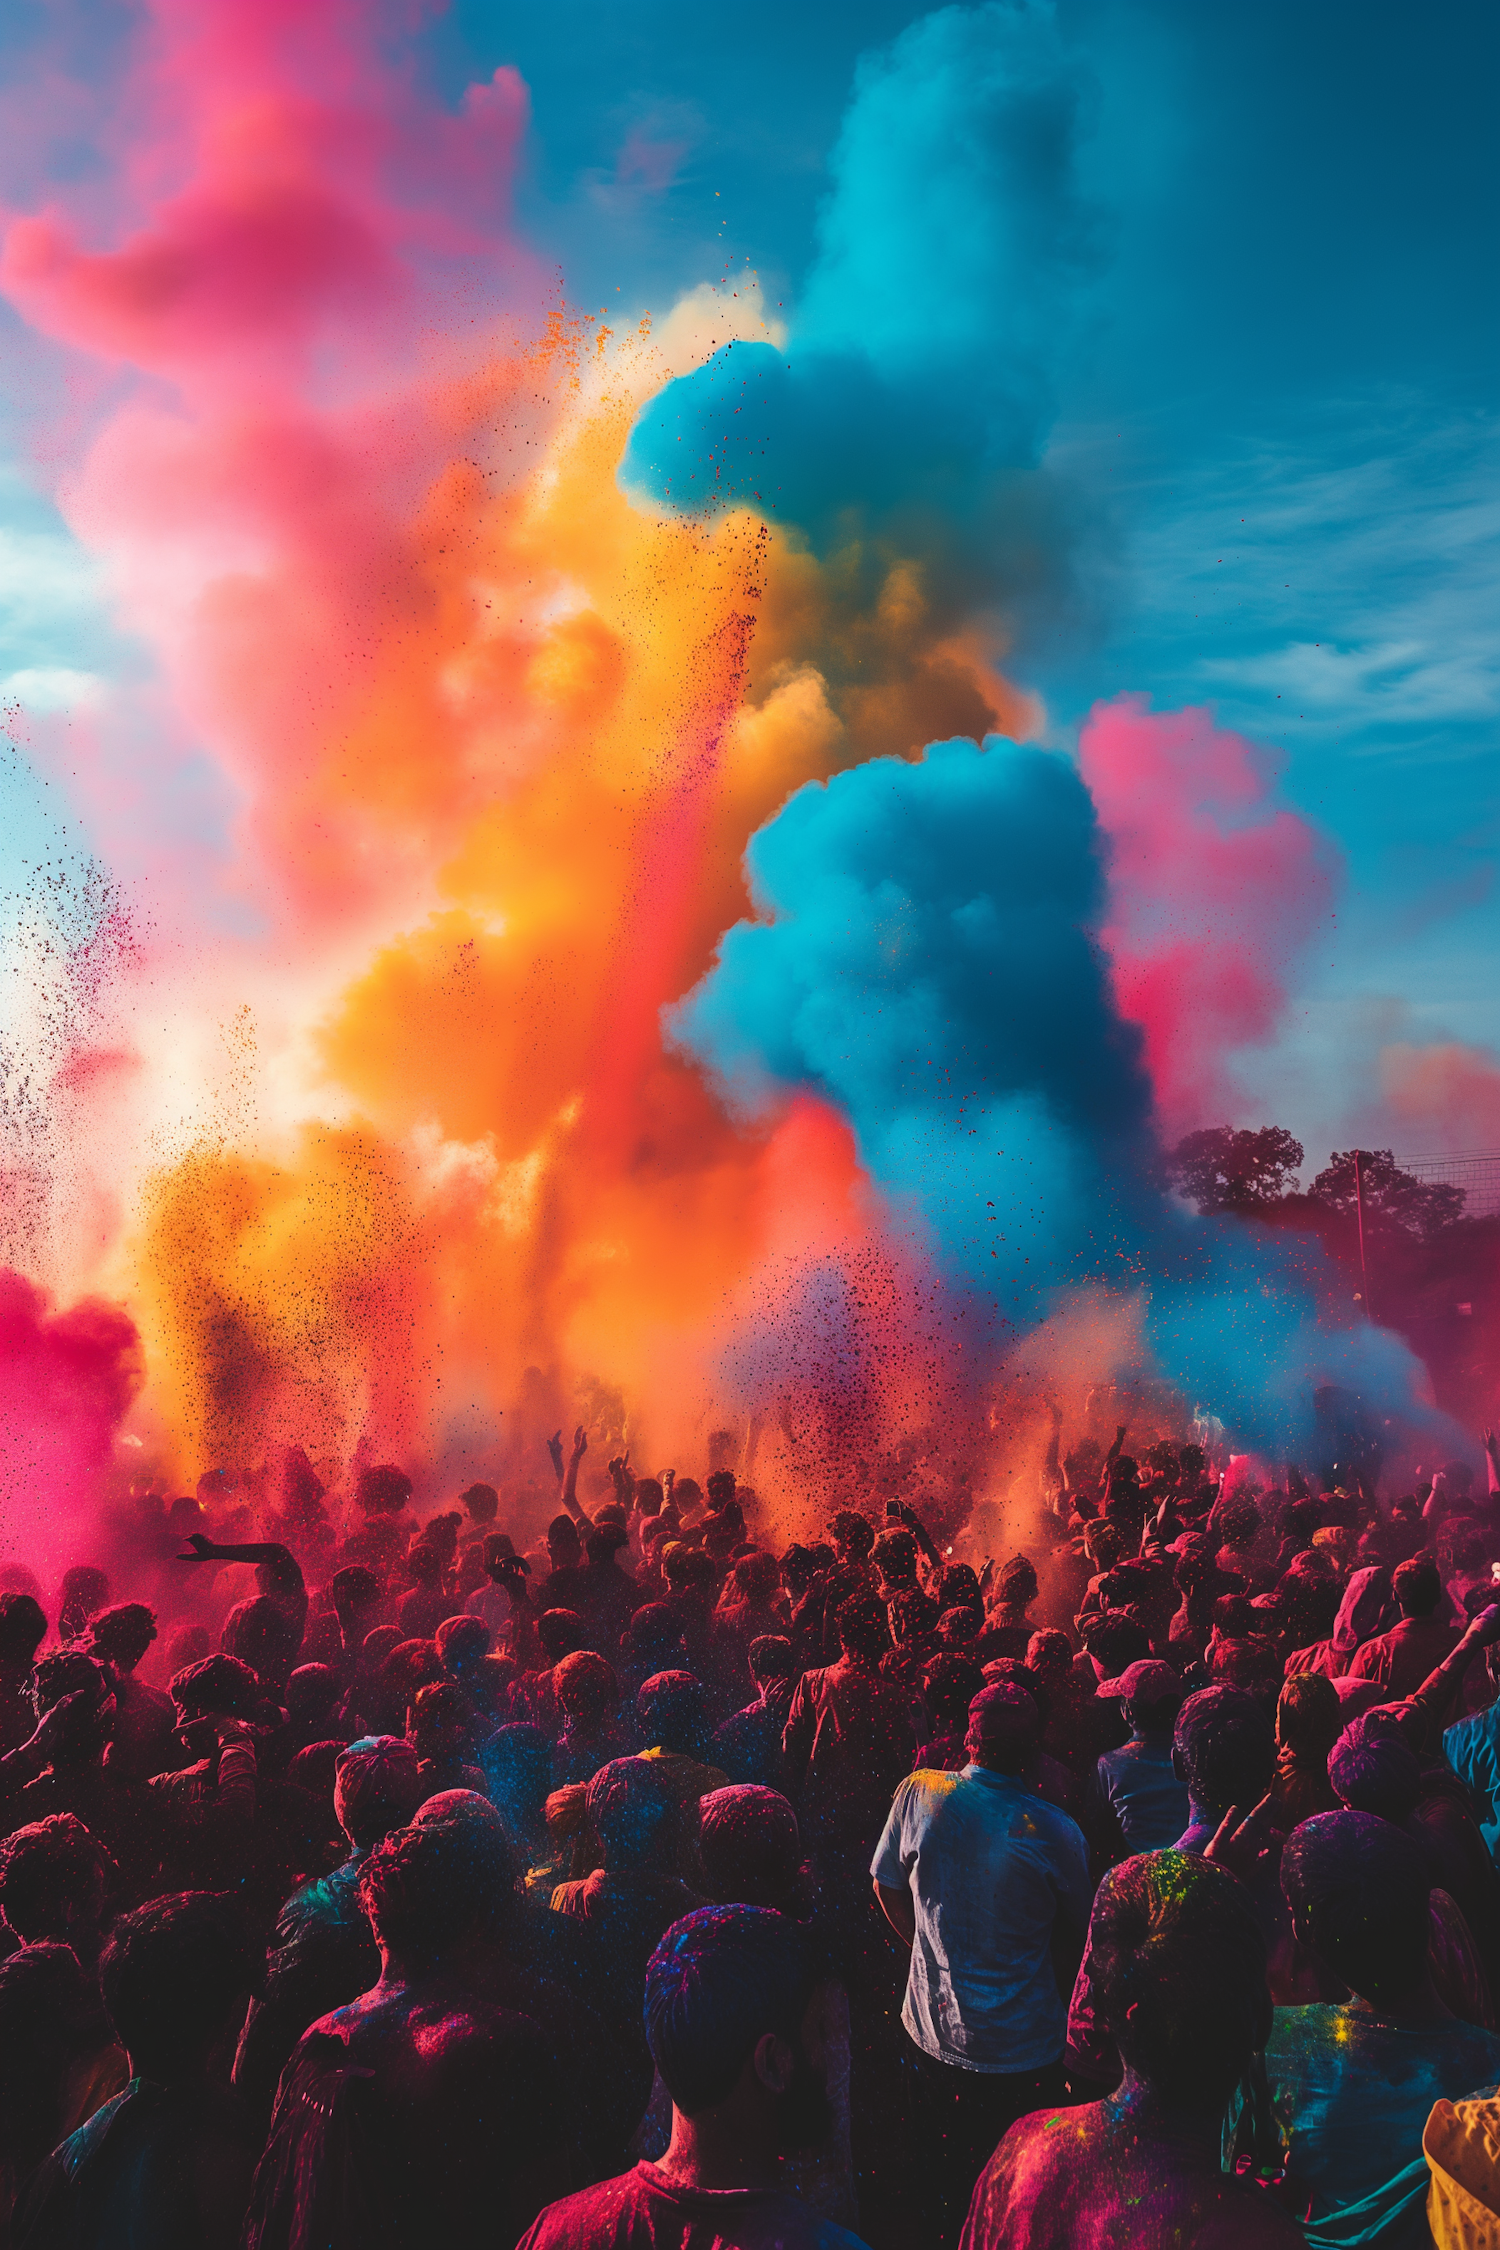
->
<box><xmin>1346</xmin><ymin>1556</ymin><xmax>1460</xmax><ymax>1701</ymax></box>
<box><xmin>712</xmin><ymin>1638</ymin><xmax>796</xmax><ymax>1790</ymax></box>
<box><xmin>519</xmin><ymin>1905</ymin><xmax>868</xmax><ymax>2250</ymax></box>
<box><xmin>577</xmin><ymin>1528</ymin><xmax>644</xmax><ymax>1650</ymax></box>
<box><xmin>963</xmin><ymin>1851</ymin><xmax>1301</xmax><ymax>2250</ymax></box>
<box><xmin>16</xmin><ymin>1893</ymin><xmax>262</xmax><ymax>2250</ymax></box>
<box><xmin>246</xmin><ymin>1814</ymin><xmax>569</xmax><ymax>2249</ymax></box>
<box><xmin>0</xmin><ymin>1942</ymin><xmax>126</xmax><ymax>2240</ymax></box>
<box><xmin>1084</xmin><ymin>1661</ymin><xmax>1188</xmax><ymax>1862</ymax></box>
<box><xmin>550</xmin><ymin>1651</ymin><xmax>630</xmax><ymax>1788</ymax></box>
<box><xmin>1244</xmin><ymin>1811</ymin><xmax>1500</xmax><ymax>2235</ymax></box>
<box><xmin>1328</xmin><ymin>1703</ymin><xmax>1500</xmax><ymax>1991</ymax></box>
<box><xmin>632</xmin><ymin>1671</ymin><xmax>730</xmax><ymax>1876</ymax></box>
<box><xmin>550</xmin><ymin>1759</ymin><xmax>702</xmax><ymax>2041</ymax></box>
<box><xmin>274</xmin><ymin>1984</ymin><xmax>558</xmax><ymax>2246</ymax></box>
<box><xmin>872</xmin><ymin>1690</ymin><xmax>1091</xmax><ymax>2077</ymax></box>
<box><xmin>233</xmin><ymin>1736</ymin><xmax>425</xmax><ymax>2118</ymax></box>
<box><xmin>782</xmin><ymin>1599</ymin><xmax>914</xmax><ymax>1847</ymax></box>
<box><xmin>19</xmin><ymin>2077</ymin><xmax>254</xmax><ymax>2250</ymax></box>
<box><xmin>84</xmin><ymin>1606</ymin><xmax>174</xmax><ymax>1780</ymax></box>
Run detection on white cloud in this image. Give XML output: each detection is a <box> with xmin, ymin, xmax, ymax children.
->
<box><xmin>1114</xmin><ymin>408</ymin><xmax>1500</xmax><ymax>741</ymax></box>
<box><xmin>0</xmin><ymin>665</ymin><xmax>105</xmax><ymax>712</ymax></box>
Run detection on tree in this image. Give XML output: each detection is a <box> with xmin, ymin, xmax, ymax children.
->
<box><xmin>1307</xmin><ymin>1149</ymin><xmax>1466</xmax><ymax>1242</ymax></box>
<box><xmin>1167</xmin><ymin>1126</ymin><xmax>1304</xmax><ymax>1214</ymax></box>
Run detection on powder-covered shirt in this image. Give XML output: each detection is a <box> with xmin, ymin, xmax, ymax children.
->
<box><xmin>961</xmin><ymin>2099</ymin><xmax>1304</xmax><ymax>2249</ymax></box>
<box><xmin>1249</xmin><ymin>2004</ymin><xmax>1500</xmax><ymax>2224</ymax></box>
<box><xmin>1086</xmin><ymin>1735</ymin><xmax>1190</xmax><ymax>1859</ymax></box>
<box><xmin>1445</xmin><ymin>1705</ymin><xmax>1500</xmax><ymax>1856</ymax></box>
<box><xmin>1346</xmin><ymin>1615</ymin><xmax>1462</xmax><ymax>1702</ymax></box>
<box><xmin>517</xmin><ymin>2161</ymin><xmax>870</xmax><ymax>2250</ymax></box>
<box><xmin>871</xmin><ymin>1765</ymin><xmax>1091</xmax><ymax>2073</ymax></box>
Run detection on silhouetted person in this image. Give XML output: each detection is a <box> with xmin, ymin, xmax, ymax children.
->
<box><xmin>0</xmin><ymin>1813</ymin><xmax>115</xmax><ymax>1968</ymax></box>
<box><xmin>83</xmin><ymin>1605</ymin><xmax>174</xmax><ymax>1780</ymax></box>
<box><xmin>0</xmin><ymin>1598</ymin><xmax>47</xmax><ymax>1757</ymax></box>
<box><xmin>1084</xmin><ymin>1658</ymin><xmax>1189</xmax><ymax>1862</ymax></box>
<box><xmin>17</xmin><ymin>1892</ymin><xmax>262</xmax><ymax>2250</ymax></box>
<box><xmin>1239</xmin><ymin>1811</ymin><xmax>1500</xmax><ymax>2234</ymax></box>
<box><xmin>1346</xmin><ymin>1554</ymin><xmax>1460</xmax><ymax>1700</ymax></box>
<box><xmin>518</xmin><ymin>1904</ymin><xmax>868</xmax><ymax>2249</ymax></box>
<box><xmin>56</xmin><ymin>1572</ymin><xmax>109</xmax><ymax>1648</ymax></box>
<box><xmin>0</xmin><ymin>1943</ymin><xmax>126</xmax><ymax>2242</ymax></box>
<box><xmin>783</xmin><ymin>1594</ymin><xmax>914</xmax><ymax>1875</ymax></box>
<box><xmin>244</xmin><ymin>1813</ymin><xmax>569</xmax><ymax>2248</ymax></box>
<box><xmin>962</xmin><ymin>1850</ymin><xmax>1301</xmax><ymax>2248</ymax></box>
<box><xmin>233</xmin><ymin>1736</ymin><xmax>426</xmax><ymax>2118</ymax></box>
<box><xmin>551</xmin><ymin>1651</ymin><xmax>630</xmax><ymax>1786</ymax></box>
<box><xmin>552</xmin><ymin>1757</ymin><xmax>703</xmax><ymax>2043</ymax></box>
<box><xmin>712</xmin><ymin>1636</ymin><xmax>797</xmax><ymax>1790</ymax></box>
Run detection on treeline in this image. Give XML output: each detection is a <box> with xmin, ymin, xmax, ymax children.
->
<box><xmin>1166</xmin><ymin>1127</ymin><xmax>1498</xmax><ymax>1424</ymax></box>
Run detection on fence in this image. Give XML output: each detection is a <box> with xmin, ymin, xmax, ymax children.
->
<box><xmin>1395</xmin><ymin>1150</ymin><xmax>1500</xmax><ymax>1220</ymax></box>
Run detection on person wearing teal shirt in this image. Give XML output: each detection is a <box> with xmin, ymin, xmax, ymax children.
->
<box><xmin>1232</xmin><ymin>1811</ymin><xmax>1500</xmax><ymax>2247</ymax></box>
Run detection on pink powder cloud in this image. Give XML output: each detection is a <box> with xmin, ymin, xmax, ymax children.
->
<box><xmin>0</xmin><ymin>0</ymin><xmax>547</xmax><ymax>936</ymax></box>
<box><xmin>1079</xmin><ymin>694</ymin><xmax>1338</xmax><ymax>1142</ymax></box>
<box><xmin>0</xmin><ymin>1270</ymin><xmax>141</xmax><ymax>1569</ymax></box>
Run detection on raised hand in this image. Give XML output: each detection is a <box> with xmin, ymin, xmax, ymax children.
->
<box><xmin>547</xmin><ymin>1430</ymin><xmax>564</xmax><ymax>1480</ymax></box>
<box><xmin>176</xmin><ymin>1533</ymin><xmax>221</xmax><ymax>1563</ymax></box>
<box><xmin>1204</xmin><ymin>1793</ymin><xmax>1279</xmax><ymax>1885</ymax></box>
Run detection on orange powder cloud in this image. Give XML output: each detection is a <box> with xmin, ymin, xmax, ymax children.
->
<box><xmin>1</xmin><ymin>4</ymin><xmax>1046</xmax><ymax>1509</ymax></box>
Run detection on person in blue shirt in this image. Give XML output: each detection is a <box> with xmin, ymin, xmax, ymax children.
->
<box><xmin>1442</xmin><ymin>1597</ymin><xmax>1500</xmax><ymax>1855</ymax></box>
<box><xmin>1084</xmin><ymin>1658</ymin><xmax>1190</xmax><ymax>1866</ymax></box>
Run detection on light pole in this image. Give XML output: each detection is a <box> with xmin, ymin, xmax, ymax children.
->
<box><xmin>1353</xmin><ymin>1149</ymin><xmax>1373</xmax><ymax>1320</ymax></box>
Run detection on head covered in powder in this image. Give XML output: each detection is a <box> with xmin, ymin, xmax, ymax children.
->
<box><xmin>965</xmin><ymin>1683</ymin><xmax>1039</xmax><ymax>1775</ymax></box>
<box><xmin>643</xmin><ymin>1903</ymin><xmax>833</xmax><ymax>2148</ymax></box>
<box><xmin>1172</xmin><ymin>1686</ymin><xmax>1274</xmax><ymax>1821</ymax></box>
<box><xmin>1281</xmin><ymin>1809</ymin><xmax>1431</xmax><ymax>2004</ymax></box>
<box><xmin>1089</xmin><ymin>1849</ymin><xmax>1271</xmax><ymax>2109</ymax></box>
<box><xmin>698</xmin><ymin>1785</ymin><xmax>805</xmax><ymax>1914</ymax></box>
<box><xmin>1327</xmin><ymin>1710</ymin><xmax>1421</xmax><ymax>1821</ymax></box>
<box><xmin>1328</xmin><ymin>1566</ymin><xmax>1395</xmax><ymax>1660</ymax></box>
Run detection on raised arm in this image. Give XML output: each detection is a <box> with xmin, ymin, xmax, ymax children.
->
<box><xmin>1422</xmin><ymin>1469</ymin><xmax>1452</xmax><ymax>1526</ymax></box>
<box><xmin>0</xmin><ymin>1694</ymin><xmax>97</xmax><ymax>1804</ymax></box>
<box><xmin>892</xmin><ymin>1500</ymin><xmax>942</xmax><ymax>1576</ymax></box>
<box><xmin>1099</xmin><ymin>1424</ymin><xmax>1128</xmax><ymax>1494</ymax></box>
<box><xmin>177</xmin><ymin>1536</ymin><xmax>307</xmax><ymax>1623</ymax></box>
<box><xmin>1392</xmin><ymin>1604</ymin><xmax>1500</xmax><ymax>1752</ymax></box>
<box><xmin>1485</xmin><ymin>1430</ymin><xmax>1500</xmax><ymax>1499</ymax></box>
<box><xmin>1043</xmin><ymin>1403</ymin><xmax>1068</xmax><ymax>1497</ymax></box>
<box><xmin>606</xmin><ymin>1452</ymin><xmax>634</xmax><ymax>1509</ymax></box>
<box><xmin>559</xmin><ymin>1425</ymin><xmax>593</xmax><ymax>1531</ymax></box>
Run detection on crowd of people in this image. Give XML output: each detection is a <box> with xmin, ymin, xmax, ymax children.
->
<box><xmin>2</xmin><ymin>1420</ymin><xmax>1500</xmax><ymax>2246</ymax></box>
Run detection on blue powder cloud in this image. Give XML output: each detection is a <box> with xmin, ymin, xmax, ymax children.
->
<box><xmin>669</xmin><ymin>735</ymin><xmax>1456</xmax><ymax>1457</ymax></box>
<box><xmin>621</xmin><ymin>1</ymin><xmax>1103</xmax><ymax>533</ymax></box>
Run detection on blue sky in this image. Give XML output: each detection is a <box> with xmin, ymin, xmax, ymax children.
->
<box><xmin>0</xmin><ymin>0</ymin><xmax>1494</xmax><ymax>1171</ymax></box>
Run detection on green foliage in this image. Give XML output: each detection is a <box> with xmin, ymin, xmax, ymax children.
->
<box><xmin>1166</xmin><ymin>1125</ymin><xmax>1305</xmax><ymax>1213</ymax></box>
<box><xmin>1307</xmin><ymin>1148</ymin><xmax>1466</xmax><ymax>1242</ymax></box>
